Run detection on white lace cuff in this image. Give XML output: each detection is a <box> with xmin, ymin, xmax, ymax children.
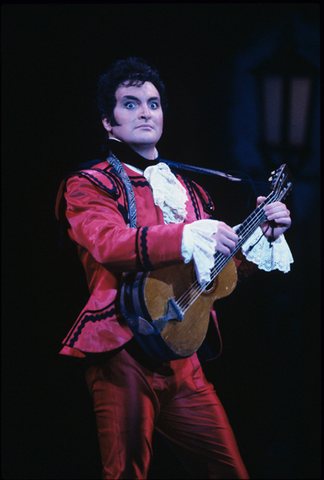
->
<box><xmin>182</xmin><ymin>219</ymin><xmax>219</xmax><ymax>284</ymax></box>
<box><xmin>241</xmin><ymin>227</ymin><xmax>294</xmax><ymax>273</ymax></box>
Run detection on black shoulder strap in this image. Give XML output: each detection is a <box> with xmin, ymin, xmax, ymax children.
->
<box><xmin>106</xmin><ymin>154</ymin><xmax>137</xmax><ymax>229</ymax></box>
<box><xmin>160</xmin><ymin>159</ymin><xmax>242</xmax><ymax>182</ymax></box>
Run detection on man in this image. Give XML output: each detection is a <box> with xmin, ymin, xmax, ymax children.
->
<box><xmin>56</xmin><ymin>57</ymin><xmax>292</xmax><ymax>479</ymax></box>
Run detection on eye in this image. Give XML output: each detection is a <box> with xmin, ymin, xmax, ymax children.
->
<box><xmin>149</xmin><ymin>101</ymin><xmax>159</xmax><ymax>109</ymax></box>
<box><xmin>125</xmin><ymin>101</ymin><xmax>136</xmax><ymax>109</ymax></box>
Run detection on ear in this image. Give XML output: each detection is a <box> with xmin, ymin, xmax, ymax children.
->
<box><xmin>102</xmin><ymin>117</ymin><xmax>112</xmax><ymax>133</ymax></box>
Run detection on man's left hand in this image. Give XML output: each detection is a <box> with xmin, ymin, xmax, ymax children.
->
<box><xmin>257</xmin><ymin>196</ymin><xmax>291</xmax><ymax>241</ymax></box>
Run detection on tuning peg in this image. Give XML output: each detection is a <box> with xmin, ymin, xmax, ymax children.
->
<box><xmin>268</xmin><ymin>176</ymin><xmax>273</xmax><ymax>182</ymax></box>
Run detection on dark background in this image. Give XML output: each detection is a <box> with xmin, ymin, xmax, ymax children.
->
<box><xmin>2</xmin><ymin>4</ymin><xmax>320</xmax><ymax>479</ymax></box>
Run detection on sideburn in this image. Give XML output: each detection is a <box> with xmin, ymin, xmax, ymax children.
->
<box><xmin>107</xmin><ymin>113</ymin><xmax>121</xmax><ymax>127</ymax></box>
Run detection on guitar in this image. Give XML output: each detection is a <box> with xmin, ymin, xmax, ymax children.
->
<box><xmin>120</xmin><ymin>164</ymin><xmax>293</xmax><ymax>362</ymax></box>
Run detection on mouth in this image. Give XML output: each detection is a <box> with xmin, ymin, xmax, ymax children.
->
<box><xmin>136</xmin><ymin>124</ymin><xmax>154</xmax><ymax>129</ymax></box>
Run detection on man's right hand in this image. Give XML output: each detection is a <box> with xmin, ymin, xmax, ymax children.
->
<box><xmin>212</xmin><ymin>221</ymin><xmax>238</xmax><ymax>257</ymax></box>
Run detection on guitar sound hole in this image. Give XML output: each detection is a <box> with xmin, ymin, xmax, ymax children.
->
<box><xmin>202</xmin><ymin>277</ymin><xmax>217</xmax><ymax>294</ymax></box>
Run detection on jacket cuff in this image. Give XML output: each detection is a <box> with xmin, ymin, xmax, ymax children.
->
<box><xmin>136</xmin><ymin>223</ymin><xmax>185</xmax><ymax>270</ymax></box>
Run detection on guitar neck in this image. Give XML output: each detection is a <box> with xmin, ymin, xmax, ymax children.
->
<box><xmin>211</xmin><ymin>190</ymin><xmax>278</xmax><ymax>279</ymax></box>
<box><xmin>235</xmin><ymin>192</ymin><xmax>276</xmax><ymax>250</ymax></box>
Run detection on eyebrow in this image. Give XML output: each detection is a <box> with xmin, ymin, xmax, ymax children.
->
<box><xmin>121</xmin><ymin>95</ymin><xmax>160</xmax><ymax>103</ymax></box>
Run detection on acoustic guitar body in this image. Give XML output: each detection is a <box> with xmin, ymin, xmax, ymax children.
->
<box><xmin>120</xmin><ymin>259</ymin><xmax>237</xmax><ymax>362</ymax></box>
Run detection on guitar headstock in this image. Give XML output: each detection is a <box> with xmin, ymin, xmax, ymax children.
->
<box><xmin>269</xmin><ymin>164</ymin><xmax>294</xmax><ymax>202</ymax></box>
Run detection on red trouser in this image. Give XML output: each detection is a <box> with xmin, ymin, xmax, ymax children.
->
<box><xmin>85</xmin><ymin>339</ymin><xmax>249</xmax><ymax>479</ymax></box>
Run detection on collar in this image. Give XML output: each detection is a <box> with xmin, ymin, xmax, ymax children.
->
<box><xmin>108</xmin><ymin>139</ymin><xmax>160</xmax><ymax>172</ymax></box>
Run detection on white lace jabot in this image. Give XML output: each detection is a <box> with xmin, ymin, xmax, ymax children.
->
<box><xmin>144</xmin><ymin>163</ymin><xmax>188</xmax><ymax>224</ymax></box>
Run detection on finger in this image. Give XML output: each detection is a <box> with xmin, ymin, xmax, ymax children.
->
<box><xmin>256</xmin><ymin>196</ymin><xmax>266</xmax><ymax>207</ymax></box>
<box><xmin>266</xmin><ymin>210</ymin><xmax>291</xmax><ymax>223</ymax></box>
<box><xmin>218</xmin><ymin>236</ymin><xmax>238</xmax><ymax>254</ymax></box>
<box><xmin>264</xmin><ymin>202</ymin><xmax>289</xmax><ymax>213</ymax></box>
<box><xmin>216</xmin><ymin>243</ymin><xmax>234</xmax><ymax>257</ymax></box>
<box><xmin>264</xmin><ymin>204</ymin><xmax>290</xmax><ymax>218</ymax></box>
<box><xmin>217</xmin><ymin>222</ymin><xmax>239</xmax><ymax>243</ymax></box>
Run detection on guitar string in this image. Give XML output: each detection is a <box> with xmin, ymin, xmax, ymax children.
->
<box><xmin>176</xmin><ymin>190</ymin><xmax>279</xmax><ymax>312</ymax></box>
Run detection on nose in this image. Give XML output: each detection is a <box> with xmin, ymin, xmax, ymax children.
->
<box><xmin>139</xmin><ymin>103</ymin><xmax>151</xmax><ymax>119</ymax></box>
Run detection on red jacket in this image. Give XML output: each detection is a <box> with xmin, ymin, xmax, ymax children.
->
<box><xmin>56</xmin><ymin>151</ymin><xmax>254</xmax><ymax>360</ymax></box>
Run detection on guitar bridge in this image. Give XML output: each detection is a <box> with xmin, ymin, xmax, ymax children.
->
<box><xmin>153</xmin><ymin>297</ymin><xmax>184</xmax><ymax>333</ymax></box>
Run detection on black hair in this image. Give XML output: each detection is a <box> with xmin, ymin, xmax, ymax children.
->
<box><xmin>97</xmin><ymin>57</ymin><xmax>168</xmax><ymax>126</ymax></box>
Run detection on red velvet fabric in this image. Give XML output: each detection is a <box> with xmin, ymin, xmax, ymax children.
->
<box><xmin>85</xmin><ymin>340</ymin><xmax>249</xmax><ymax>479</ymax></box>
